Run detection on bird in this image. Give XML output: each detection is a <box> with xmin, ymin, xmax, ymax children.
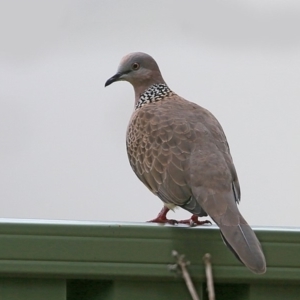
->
<box><xmin>105</xmin><ymin>52</ymin><xmax>266</xmax><ymax>274</ymax></box>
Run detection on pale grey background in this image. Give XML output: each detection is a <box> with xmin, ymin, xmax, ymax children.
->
<box><xmin>0</xmin><ymin>1</ymin><xmax>299</xmax><ymax>226</ymax></box>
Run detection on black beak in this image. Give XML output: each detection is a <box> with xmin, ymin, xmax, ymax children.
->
<box><xmin>105</xmin><ymin>70</ymin><xmax>131</xmax><ymax>87</ymax></box>
<box><xmin>104</xmin><ymin>72</ymin><xmax>123</xmax><ymax>87</ymax></box>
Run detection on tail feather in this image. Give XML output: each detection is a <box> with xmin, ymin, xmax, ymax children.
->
<box><xmin>218</xmin><ymin>222</ymin><xmax>266</xmax><ymax>274</ymax></box>
<box><xmin>190</xmin><ymin>186</ymin><xmax>266</xmax><ymax>274</ymax></box>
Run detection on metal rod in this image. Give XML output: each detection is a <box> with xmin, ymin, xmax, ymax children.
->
<box><xmin>203</xmin><ymin>253</ymin><xmax>215</xmax><ymax>300</ymax></box>
<box><xmin>171</xmin><ymin>250</ymin><xmax>201</xmax><ymax>300</ymax></box>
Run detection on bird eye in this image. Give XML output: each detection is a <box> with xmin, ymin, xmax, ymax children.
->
<box><xmin>132</xmin><ymin>63</ymin><xmax>140</xmax><ymax>70</ymax></box>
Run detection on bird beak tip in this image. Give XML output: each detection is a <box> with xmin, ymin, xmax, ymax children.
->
<box><xmin>104</xmin><ymin>78</ymin><xmax>114</xmax><ymax>87</ymax></box>
<box><xmin>104</xmin><ymin>73</ymin><xmax>122</xmax><ymax>87</ymax></box>
<box><xmin>104</xmin><ymin>80</ymin><xmax>111</xmax><ymax>87</ymax></box>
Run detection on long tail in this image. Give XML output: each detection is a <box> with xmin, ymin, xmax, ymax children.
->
<box><xmin>188</xmin><ymin>188</ymin><xmax>266</xmax><ymax>274</ymax></box>
<box><xmin>217</xmin><ymin>220</ymin><xmax>266</xmax><ymax>274</ymax></box>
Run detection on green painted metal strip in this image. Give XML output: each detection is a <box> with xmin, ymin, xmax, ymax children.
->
<box><xmin>0</xmin><ymin>219</ymin><xmax>299</xmax><ymax>284</ymax></box>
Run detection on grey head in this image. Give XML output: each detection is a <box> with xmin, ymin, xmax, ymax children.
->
<box><xmin>105</xmin><ymin>52</ymin><xmax>166</xmax><ymax>103</ymax></box>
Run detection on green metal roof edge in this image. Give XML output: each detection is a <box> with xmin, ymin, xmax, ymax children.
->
<box><xmin>0</xmin><ymin>219</ymin><xmax>299</xmax><ymax>283</ymax></box>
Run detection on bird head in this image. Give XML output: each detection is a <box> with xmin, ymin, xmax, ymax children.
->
<box><xmin>105</xmin><ymin>52</ymin><xmax>166</xmax><ymax>100</ymax></box>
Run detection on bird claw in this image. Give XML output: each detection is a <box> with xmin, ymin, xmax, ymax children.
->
<box><xmin>147</xmin><ymin>206</ymin><xmax>178</xmax><ymax>225</ymax></box>
<box><xmin>147</xmin><ymin>218</ymin><xmax>178</xmax><ymax>225</ymax></box>
<box><xmin>147</xmin><ymin>207</ymin><xmax>211</xmax><ymax>226</ymax></box>
<box><xmin>178</xmin><ymin>215</ymin><xmax>212</xmax><ymax>227</ymax></box>
<box><xmin>167</xmin><ymin>219</ymin><xmax>179</xmax><ymax>225</ymax></box>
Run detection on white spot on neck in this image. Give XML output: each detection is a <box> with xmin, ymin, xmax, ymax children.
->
<box><xmin>135</xmin><ymin>83</ymin><xmax>172</xmax><ymax>110</ymax></box>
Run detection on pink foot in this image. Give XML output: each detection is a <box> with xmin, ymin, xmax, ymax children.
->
<box><xmin>178</xmin><ymin>214</ymin><xmax>212</xmax><ymax>227</ymax></box>
<box><xmin>147</xmin><ymin>206</ymin><xmax>178</xmax><ymax>225</ymax></box>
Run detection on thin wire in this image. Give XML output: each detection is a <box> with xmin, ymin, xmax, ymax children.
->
<box><xmin>203</xmin><ymin>253</ymin><xmax>215</xmax><ymax>300</ymax></box>
<box><xmin>171</xmin><ymin>250</ymin><xmax>201</xmax><ymax>300</ymax></box>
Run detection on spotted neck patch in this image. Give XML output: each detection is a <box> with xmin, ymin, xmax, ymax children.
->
<box><xmin>135</xmin><ymin>83</ymin><xmax>173</xmax><ymax>110</ymax></box>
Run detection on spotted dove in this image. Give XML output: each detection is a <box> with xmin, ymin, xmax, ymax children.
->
<box><xmin>105</xmin><ymin>52</ymin><xmax>266</xmax><ymax>274</ymax></box>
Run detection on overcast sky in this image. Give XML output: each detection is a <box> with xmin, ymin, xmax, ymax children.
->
<box><xmin>0</xmin><ymin>0</ymin><xmax>299</xmax><ymax>226</ymax></box>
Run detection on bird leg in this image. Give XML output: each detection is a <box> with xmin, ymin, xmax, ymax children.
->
<box><xmin>178</xmin><ymin>214</ymin><xmax>212</xmax><ymax>227</ymax></box>
<box><xmin>147</xmin><ymin>206</ymin><xmax>178</xmax><ymax>225</ymax></box>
